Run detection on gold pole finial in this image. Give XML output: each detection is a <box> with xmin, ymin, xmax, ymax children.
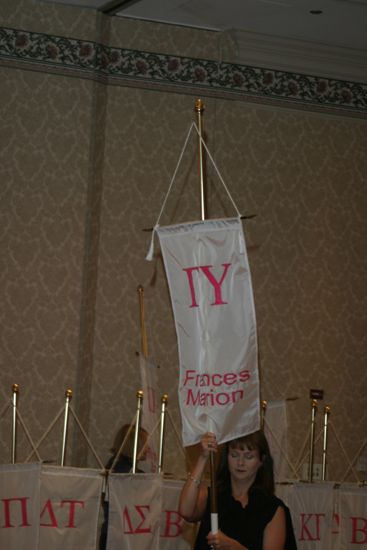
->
<box><xmin>12</xmin><ymin>383</ymin><xmax>19</xmax><ymax>394</ymax></box>
<box><xmin>65</xmin><ymin>389</ymin><xmax>73</xmax><ymax>399</ymax></box>
<box><xmin>194</xmin><ymin>98</ymin><xmax>205</xmax><ymax>113</ymax></box>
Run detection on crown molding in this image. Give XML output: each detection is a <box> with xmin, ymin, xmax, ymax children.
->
<box><xmin>225</xmin><ymin>30</ymin><xmax>367</xmax><ymax>84</ymax></box>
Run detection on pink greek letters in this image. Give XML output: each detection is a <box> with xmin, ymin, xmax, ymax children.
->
<box><xmin>183</xmin><ymin>263</ymin><xmax>231</xmax><ymax>308</ymax></box>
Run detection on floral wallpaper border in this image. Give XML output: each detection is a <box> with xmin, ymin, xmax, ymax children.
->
<box><xmin>1</xmin><ymin>26</ymin><xmax>366</xmax><ymax>117</ymax></box>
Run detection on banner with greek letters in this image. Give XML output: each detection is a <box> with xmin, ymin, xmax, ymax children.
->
<box><xmin>107</xmin><ymin>473</ymin><xmax>162</xmax><ymax>550</ymax></box>
<box><xmin>0</xmin><ymin>463</ymin><xmax>40</xmax><ymax>550</ymax></box>
<box><xmin>160</xmin><ymin>479</ymin><xmax>197</xmax><ymax>549</ymax></box>
<box><xmin>156</xmin><ymin>217</ymin><xmax>259</xmax><ymax>446</ymax></box>
<box><xmin>338</xmin><ymin>484</ymin><xmax>367</xmax><ymax>548</ymax></box>
<box><xmin>39</xmin><ymin>465</ymin><xmax>103</xmax><ymax>550</ymax></box>
<box><xmin>288</xmin><ymin>482</ymin><xmax>335</xmax><ymax>549</ymax></box>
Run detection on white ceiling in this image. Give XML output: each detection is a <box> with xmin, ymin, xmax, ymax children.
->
<box><xmin>40</xmin><ymin>0</ymin><xmax>367</xmax><ymax>81</ymax></box>
<box><xmin>40</xmin><ymin>0</ymin><xmax>367</xmax><ymax>50</ymax></box>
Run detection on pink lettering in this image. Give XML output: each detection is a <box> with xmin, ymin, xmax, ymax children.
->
<box><xmin>2</xmin><ymin>497</ymin><xmax>30</xmax><ymax>528</ymax></box>
<box><xmin>123</xmin><ymin>507</ymin><xmax>134</xmax><ymax>534</ymax></box>
<box><xmin>299</xmin><ymin>513</ymin><xmax>325</xmax><ymax>541</ymax></box>
<box><xmin>147</xmin><ymin>386</ymin><xmax>157</xmax><ymax>414</ymax></box>
<box><xmin>182</xmin><ymin>267</ymin><xmax>200</xmax><ymax>308</ymax></box>
<box><xmin>40</xmin><ymin>499</ymin><xmax>58</xmax><ymax>527</ymax></box>
<box><xmin>135</xmin><ymin>505</ymin><xmax>151</xmax><ymax>534</ymax></box>
<box><xmin>183</xmin><ymin>263</ymin><xmax>231</xmax><ymax>308</ymax></box>
<box><xmin>161</xmin><ymin>510</ymin><xmax>182</xmax><ymax>538</ymax></box>
<box><xmin>60</xmin><ymin>500</ymin><xmax>84</xmax><ymax>528</ymax></box>
<box><xmin>351</xmin><ymin>517</ymin><xmax>367</xmax><ymax>544</ymax></box>
<box><xmin>332</xmin><ymin>512</ymin><xmax>340</xmax><ymax>535</ymax></box>
<box><xmin>122</xmin><ymin>506</ymin><xmax>151</xmax><ymax>534</ymax></box>
<box><xmin>200</xmin><ymin>264</ymin><xmax>231</xmax><ymax>305</ymax></box>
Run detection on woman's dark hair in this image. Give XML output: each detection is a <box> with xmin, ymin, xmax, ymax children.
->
<box><xmin>216</xmin><ymin>430</ymin><xmax>275</xmax><ymax>496</ymax></box>
<box><xmin>110</xmin><ymin>424</ymin><xmax>148</xmax><ymax>459</ymax></box>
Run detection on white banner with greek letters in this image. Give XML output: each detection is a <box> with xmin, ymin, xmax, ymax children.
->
<box><xmin>39</xmin><ymin>465</ymin><xmax>103</xmax><ymax>550</ymax></box>
<box><xmin>106</xmin><ymin>473</ymin><xmax>162</xmax><ymax>550</ymax></box>
<box><xmin>160</xmin><ymin>479</ymin><xmax>197</xmax><ymax>550</ymax></box>
<box><xmin>0</xmin><ymin>463</ymin><xmax>40</xmax><ymax>550</ymax></box>
<box><xmin>287</xmin><ymin>482</ymin><xmax>335</xmax><ymax>549</ymax></box>
<box><xmin>156</xmin><ymin>217</ymin><xmax>259</xmax><ymax>446</ymax></box>
<box><xmin>338</xmin><ymin>484</ymin><xmax>367</xmax><ymax>548</ymax></box>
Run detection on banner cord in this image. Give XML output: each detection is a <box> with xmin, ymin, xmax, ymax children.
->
<box><xmin>263</xmin><ymin>416</ymin><xmax>299</xmax><ymax>480</ymax></box>
<box><xmin>16</xmin><ymin>408</ymin><xmax>42</xmax><ymax>462</ymax></box>
<box><xmin>330</xmin><ymin>420</ymin><xmax>360</xmax><ymax>483</ymax></box>
<box><xmin>0</xmin><ymin>401</ymin><xmax>10</xmax><ymax>420</ymax></box>
<box><xmin>25</xmin><ymin>406</ymin><xmax>65</xmax><ymax>463</ymax></box>
<box><xmin>69</xmin><ymin>405</ymin><xmax>105</xmax><ymax>470</ymax></box>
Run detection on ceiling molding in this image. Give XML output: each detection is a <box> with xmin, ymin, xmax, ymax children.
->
<box><xmin>225</xmin><ymin>30</ymin><xmax>367</xmax><ymax>84</ymax></box>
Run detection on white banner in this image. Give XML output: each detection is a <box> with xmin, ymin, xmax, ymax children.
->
<box><xmin>157</xmin><ymin>217</ymin><xmax>259</xmax><ymax>446</ymax></box>
<box><xmin>160</xmin><ymin>479</ymin><xmax>197</xmax><ymax>550</ymax></box>
<box><xmin>264</xmin><ymin>400</ymin><xmax>289</xmax><ymax>481</ymax></box>
<box><xmin>39</xmin><ymin>465</ymin><xmax>103</xmax><ymax>550</ymax></box>
<box><xmin>288</xmin><ymin>482</ymin><xmax>335</xmax><ymax>549</ymax></box>
<box><xmin>0</xmin><ymin>463</ymin><xmax>40</xmax><ymax>550</ymax></box>
<box><xmin>107</xmin><ymin>473</ymin><xmax>162</xmax><ymax>550</ymax></box>
<box><xmin>139</xmin><ymin>355</ymin><xmax>160</xmax><ymax>472</ymax></box>
<box><xmin>338</xmin><ymin>484</ymin><xmax>367</xmax><ymax>548</ymax></box>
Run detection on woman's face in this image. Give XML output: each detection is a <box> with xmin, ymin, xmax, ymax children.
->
<box><xmin>227</xmin><ymin>444</ymin><xmax>262</xmax><ymax>485</ymax></box>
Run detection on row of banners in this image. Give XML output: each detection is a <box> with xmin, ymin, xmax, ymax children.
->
<box><xmin>1</xmin><ymin>463</ymin><xmax>367</xmax><ymax>549</ymax></box>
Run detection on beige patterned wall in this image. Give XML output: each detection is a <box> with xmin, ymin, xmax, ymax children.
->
<box><xmin>1</xmin><ymin>0</ymin><xmax>366</xmax><ymax>482</ymax></box>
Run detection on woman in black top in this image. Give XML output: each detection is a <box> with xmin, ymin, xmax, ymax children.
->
<box><xmin>179</xmin><ymin>430</ymin><xmax>297</xmax><ymax>550</ymax></box>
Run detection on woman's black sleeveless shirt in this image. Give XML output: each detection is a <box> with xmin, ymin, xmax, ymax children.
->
<box><xmin>194</xmin><ymin>487</ymin><xmax>297</xmax><ymax>550</ymax></box>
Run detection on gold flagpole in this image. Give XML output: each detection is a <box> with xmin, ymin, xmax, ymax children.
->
<box><xmin>194</xmin><ymin>99</ymin><xmax>218</xmax><ymax>528</ymax></box>
<box><xmin>308</xmin><ymin>399</ymin><xmax>317</xmax><ymax>482</ymax></box>
<box><xmin>137</xmin><ymin>285</ymin><xmax>148</xmax><ymax>358</ymax></box>
<box><xmin>12</xmin><ymin>384</ymin><xmax>19</xmax><ymax>464</ymax></box>
<box><xmin>61</xmin><ymin>389</ymin><xmax>72</xmax><ymax>466</ymax></box>
<box><xmin>322</xmin><ymin>406</ymin><xmax>331</xmax><ymax>480</ymax></box>
<box><xmin>132</xmin><ymin>390</ymin><xmax>144</xmax><ymax>473</ymax></box>
<box><xmin>158</xmin><ymin>394</ymin><xmax>168</xmax><ymax>473</ymax></box>
<box><xmin>195</xmin><ymin>99</ymin><xmax>206</xmax><ymax>220</ymax></box>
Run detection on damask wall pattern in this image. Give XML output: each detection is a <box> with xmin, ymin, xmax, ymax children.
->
<box><xmin>0</xmin><ymin>0</ymin><xmax>366</xmax><ymax>481</ymax></box>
